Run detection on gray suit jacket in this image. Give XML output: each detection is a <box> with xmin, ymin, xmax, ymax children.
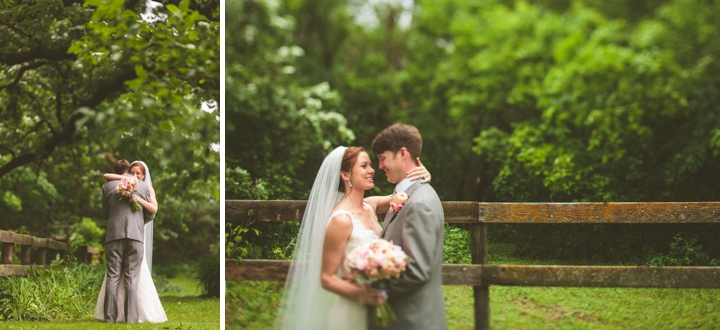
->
<box><xmin>370</xmin><ymin>181</ymin><xmax>447</xmax><ymax>330</ymax></box>
<box><xmin>102</xmin><ymin>175</ymin><xmax>155</xmax><ymax>243</ymax></box>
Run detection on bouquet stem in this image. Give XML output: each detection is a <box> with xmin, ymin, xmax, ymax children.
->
<box><xmin>131</xmin><ymin>201</ymin><xmax>142</xmax><ymax>212</ymax></box>
<box><xmin>370</xmin><ymin>284</ymin><xmax>396</xmax><ymax>327</ymax></box>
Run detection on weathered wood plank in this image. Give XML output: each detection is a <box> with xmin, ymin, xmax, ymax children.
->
<box><xmin>0</xmin><ymin>230</ymin><xmax>15</xmax><ymax>243</ymax></box>
<box><xmin>226</xmin><ymin>200</ymin><xmax>479</xmax><ymax>223</ymax></box>
<box><xmin>31</xmin><ymin>237</ymin><xmax>48</xmax><ymax>248</ymax></box>
<box><xmin>226</xmin><ymin>259</ymin><xmax>290</xmax><ymax>281</ymax></box>
<box><xmin>481</xmin><ymin>265</ymin><xmax>720</xmax><ymax>288</ymax></box>
<box><xmin>227</xmin><ymin>261</ymin><xmax>720</xmax><ymax>288</ymax></box>
<box><xmin>479</xmin><ymin>202</ymin><xmax>720</xmax><ymax>223</ymax></box>
<box><xmin>228</xmin><ymin>201</ymin><xmax>720</xmax><ymax>224</ymax></box>
<box><xmin>15</xmin><ymin>234</ymin><xmax>32</xmax><ymax>245</ymax></box>
<box><xmin>47</xmin><ymin>239</ymin><xmax>67</xmax><ymax>251</ymax></box>
<box><xmin>225</xmin><ymin>260</ymin><xmax>484</xmax><ymax>284</ymax></box>
<box><xmin>0</xmin><ymin>265</ymin><xmax>28</xmax><ymax>276</ymax></box>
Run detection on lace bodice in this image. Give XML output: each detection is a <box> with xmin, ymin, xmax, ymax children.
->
<box><xmin>328</xmin><ymin>203</ymin><xmax>380</xmax><ymax>276</ymax></box>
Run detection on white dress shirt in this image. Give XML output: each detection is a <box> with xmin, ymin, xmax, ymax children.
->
<box><xmin>394</xmin><ymin>177</ymin><xmax>417</xmax><ymax>194</ymax></box>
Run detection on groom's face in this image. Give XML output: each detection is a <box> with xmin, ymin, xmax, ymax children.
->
<box><xmin>377</xmin><ymin>150</ymin><xmax>404</xmax><ymax>184</ymax></box>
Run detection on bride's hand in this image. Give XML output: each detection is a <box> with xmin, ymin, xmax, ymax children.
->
<box><xmin>407</xmin><ymin>157</ymin><xmax>431</xmax><ymax>184</ymax></box>
<box><xmin>131</xmin><ymin>195</ymin><xmax>145</xmax><ymax>203</ymax></box>
<box><xmin>358</xmin><ymin>285</ymin><xmax>385</xmax><ymax>306</ymax></box>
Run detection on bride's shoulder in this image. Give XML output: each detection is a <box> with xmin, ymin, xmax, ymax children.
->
<box><xmin>328</xmin><ymin>208</ymin><xmax>352</xmax><ymax>225</ymax></box>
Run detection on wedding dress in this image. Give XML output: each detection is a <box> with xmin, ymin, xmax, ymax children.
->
<box><xmin>94</xmin><ymin>160</ymin><xmax>166</xmax><ymax>323</ymax></box>
<box><xmin>325</xmin><ymin>204</ymin><xmax>380</xmax><ymax>330</ymax></box>
<box><xmin>93</xmin><ymin>245</ymin><xmax>168</xmax><ymax>323</ymax></box>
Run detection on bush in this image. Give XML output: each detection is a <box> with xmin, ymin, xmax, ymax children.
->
<box><xmin>194</xmin><ymin>248</ymin><xmax>220</xmax><ymax>297</ymax></box>
<box><xmin>0</xmin><ymin>257</ymin><xmax>104</xmax><ymax>321</ymax></box>
<box><xmin>648</xmin><ymin>234</ymin><xmax>719</xmax><ymax>266</ymax></box>
<box><xmin>443</xmin><ymin>224</ymin><xmax>471</xmax><ymax>264</ymax></box>
<box><xmin>69</xmin><ymin>217</ymin><xmax>105</xmax><ymax>248</ymax></box>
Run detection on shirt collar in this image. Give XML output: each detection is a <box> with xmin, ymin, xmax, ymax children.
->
<box><xmin>394</xmin><ymin>177</ymin><xmax>416</xmax><ymax>194</ymax></box>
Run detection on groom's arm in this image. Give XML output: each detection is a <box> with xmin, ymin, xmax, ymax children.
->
<box><xmin>387</xmin><ymin>200</ymin><xmax>440</xmax><ymax>298</ymax></box>
<box><xmin>101</xmin><ymin>185</ymin><xmax>109</xmax><ymax>219</ymax></box>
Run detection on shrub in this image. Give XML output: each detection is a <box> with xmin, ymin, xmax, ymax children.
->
<box><xmin>443</xmin><ymin>224</ymin><xmax>471</xmax><ymax>264</ymax></box>
<box><xmin>194</xmin><ymin>248</ymin><xmax>220</xmax><ymax>297</ymax></box>
<box><xmin>0</xmin><ymin>257</ymin><xmax>104</xmax><ymax>321</ymax></box>
<box><xmin>648</xmin><ymin>234</ymin><xmax>718</xmax><ymax>266</ymax></box>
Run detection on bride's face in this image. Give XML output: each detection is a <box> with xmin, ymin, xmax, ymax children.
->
<box><xmin>130</xmin><ymin>166</ymin><xmax>145</xmax><ymax>181</ymax></box>
<box><xmin>349</xmin><ymin>152</ymin><xmax>375</xmax><ymax>191</ymax></box>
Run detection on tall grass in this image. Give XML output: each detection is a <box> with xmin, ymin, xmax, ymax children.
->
<box><xmin>0</xmin><ymin>258</ymin><xmax>104</xmax><ymax>321</ymax></box>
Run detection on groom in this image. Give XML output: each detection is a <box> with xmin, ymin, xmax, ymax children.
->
<box><xmin>101</xmin><ymin>159</ymin><xmax>154</xmax><ymax>323</ymax></box>
<box><xmin>370</xmin><ymin>124</ymin><xmax>447</xmax><ymax>329</ymax></box>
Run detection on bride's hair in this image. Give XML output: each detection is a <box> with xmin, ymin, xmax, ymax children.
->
<box><xmin>337</xmin><ymin>146</ymin><xmax>365</xmax><ymax>192</ymax></box>
<box><xmin>130</xmin><ymin>162</ymin><xmax>146</xmax><ymax>177</ymax></box>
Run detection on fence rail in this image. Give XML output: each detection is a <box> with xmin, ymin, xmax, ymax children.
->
<box><xmin>0</xmin><ymin>230</ymin><xmax>99</xmax><ymax>276</ymax></box>
<box><xmin>225</xmin><ymin>200</ymin><xmax>720</xmax><ymax>330</ymax></box>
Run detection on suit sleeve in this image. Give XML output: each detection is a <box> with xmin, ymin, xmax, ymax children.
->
<box><xmin>387</xmin><ymin>200</ymin><xmax>440</xmax><ymax>298</ymax></box>
<box><xmin>102</xmin><ymin>184</ymin><xmax>109</xmax><ymax>219</ymax></box>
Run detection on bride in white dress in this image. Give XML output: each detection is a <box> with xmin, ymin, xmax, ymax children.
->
<box><xmin>274</xmin><ymin>146</ymin><xmax>430</xmax><ymax>330</ymax></box>
<box><xmin>94</xmin><ymin>160</ymin><xmax>168</xmax><ymax>323</ymax></box>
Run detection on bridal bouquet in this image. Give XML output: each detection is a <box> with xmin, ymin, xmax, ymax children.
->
<box><xmin>115</xmin><ymin>176</ymin><xmax>142</xmax><ymax>212</ymax></box>
<box><xmin>345</xmin><ymin>239</ymin><xmax>408</xmax><ymax>327</ymax></box>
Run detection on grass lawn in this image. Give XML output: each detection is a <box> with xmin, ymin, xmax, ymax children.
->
<box><xmin>226</xmin><ymin>243</ymin><xmax>720</xmax><ymax>329</ymax></box>
<box><xmin>2</xmin><ymin>270</ymin><xmax>220</xmax><ymax>329</ymax></box>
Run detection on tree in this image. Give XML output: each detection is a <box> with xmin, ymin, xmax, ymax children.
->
<box><xmin>0</xmin><ymin>0</ymin><xmax>219</xmax><ymax>264</ymax></box>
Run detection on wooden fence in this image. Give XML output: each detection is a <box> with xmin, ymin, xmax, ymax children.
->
<box><xmin>0</xmin><ymin>230</ymin><xmax>100</xmax><ymax>276</ymax></box>
<box><xmin>225</xmin><ymin>200</ymin><xmax>720</xmax><ymax>330</ymax></box>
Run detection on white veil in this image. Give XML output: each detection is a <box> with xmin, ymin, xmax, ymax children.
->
<box><xmin>274</xmin><ymin>146</ymin><xmax>346</xmax><ymax>330</ymax></box>
<box><xmin>131</xmin><ymin>160</ymin><xmax>154</xmax><ymax>274</ymax></box>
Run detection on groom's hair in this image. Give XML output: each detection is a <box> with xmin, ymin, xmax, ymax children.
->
<box><xmin>114</xmin><ymin>159</ymin><xmax>131</xmax><ymax>174</ymax></box>
<box><xmin>371</xmin><ymin>124</ymin><xmax>422</xmax><ymax>160</ymax></box>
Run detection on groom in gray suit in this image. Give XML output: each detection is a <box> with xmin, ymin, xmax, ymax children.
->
<box><xmin>370</xmin><ymin>124</ymin><xmax>447</xmax><ymax>330</ymax></box>
<box><xmin>102</xmin><ymin>159</ymin><xmax>154</xmax><ymax>323</ymax></box>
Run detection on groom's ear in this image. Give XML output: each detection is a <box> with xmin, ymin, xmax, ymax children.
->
<box><xmin>398</xmin><ymin>147</ymin><xmax>409</xmax><ymax>160</ymax></box>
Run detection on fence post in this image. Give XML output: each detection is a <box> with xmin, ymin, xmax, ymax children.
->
<box><xmin>1</xmin><ymin>231</ymin><xmax>15</xmax><ymax>264</ymax></box>
<box><xmin>16</xmin><ymin>234</ymin><xmax>32</xmax><ymax>265</ymax></box>
<box><xmin>32</xmin><ymin>237</ymin><xmax>48</xmax><ymax>265</ymax></box>
<box><xmin>471</xmin><ymin>220</ymin><xmax>489</xmax><ymax>330</ymax></box>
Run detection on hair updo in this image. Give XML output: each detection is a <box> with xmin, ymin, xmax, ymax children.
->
<box><xmin>130</xmin><ymin>162</ymin><xmax>146</xmax><ymax>177</ymax></box>
<box><xmin>337</xmin><ymin>146</ymin><xmax>365</xmax><ymax>193</ymax></box>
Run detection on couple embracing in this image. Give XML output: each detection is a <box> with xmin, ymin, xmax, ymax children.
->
<box><xmin>276</xmin><ymin>124</ymin><xmax>447</xmax><ymax>330</ymax></box>
<box><xmin>94</xmin><ymin>159</ymin><xmax>167</xmax><ymax>323</ymax></box>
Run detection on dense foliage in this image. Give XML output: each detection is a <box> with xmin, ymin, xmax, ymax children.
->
<box><xmin>227</xmin><ymin>0</ymin><xmax>720</xmax><ymax>264</ymax></box>
<box><xmin>0</xmin><ymin>0</ymin><xmax>220</xmax><ymax>265</ymax></box>
<box><xmin>0</xmin><ymin>260</ymin><xmax>105</xmax><ymax>321</ymax></box>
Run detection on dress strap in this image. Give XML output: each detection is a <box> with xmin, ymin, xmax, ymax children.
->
<box><xmin>328</xmin><ymin>210</ymin><xmax>356</xmax><ymax>228</ymax></box>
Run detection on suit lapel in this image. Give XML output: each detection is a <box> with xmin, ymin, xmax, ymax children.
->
<box><xmin>380</xmin><ymin>181</ymin><xmax>422</xmax><ymax>238</ymax></box>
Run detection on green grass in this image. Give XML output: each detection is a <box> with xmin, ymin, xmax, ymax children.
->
<box><xmin>226</xmin><ymin>243</ymin><xmax>720</xmax><ymax>329</ymax></box>
<box><xmin>1</xmin><ymin>264</ymin><xmax>219</xmax><ymax>329</ymax></box>
<box><xmin>159</xmin><ymin>272</ymin><xmax>204</xmax><ymax>297</ymax></box>
<box><xmin>1</xmin><ymin>296</ymin><xmax>219</xmax><ymax>329</ymax></box>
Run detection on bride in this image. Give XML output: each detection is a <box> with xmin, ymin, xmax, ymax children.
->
<box><xmin>94</xmin><ymin>160</ymin><xmax>168</xmax><ymax>323</ymax></box>
<box><xmin>274</xmin><ymin>146</ymin><xmax>431</xmax><ymax>330</ymax></box>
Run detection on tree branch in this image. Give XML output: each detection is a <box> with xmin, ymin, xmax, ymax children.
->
<box><xmin>0</xmin><ymin>61</ymin><xmax>45</xmax><ymax>90</ymax></box>
<box><xmin>0</xmin><ymin>47</ymin><xmax>76</xmax><ymax>66</ymax></box>
<box><xmin>0</xmin><ymin>67</ymin><xmax>136</xmax><ymax>178</ymax></box>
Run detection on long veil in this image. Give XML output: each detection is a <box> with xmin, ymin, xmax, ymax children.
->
<box><xmin>131</xmin><ymin>160</ymin><xmax>154</xmax><ymax>274</ymax></box>
<box><xmin>274</xmin><ymin>146</ymin><xmax>346</xmax><ymax>330</ymax></box>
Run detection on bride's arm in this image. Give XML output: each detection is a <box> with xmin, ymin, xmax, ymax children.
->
<box><xmin>364</xmin><ymin>158</ymin><xmax>432</xmax><ymax>214</ymax></box>
<box><xmin>321</xmin><ymin>214</ymin><xmax>384</xmax><ymax>306</ymax></box>
<box><xmin>103</xmin><ymin>173</ymin><xmax>123</xmax><ymax>181</ymax></box>
<box><xmin>131</xmin><ymin>186</ymin><xmax>158</xmax><ymax>214</ymax></box>
<box><xmin>364</xmin><ymin>195</ymin><xmax>392</xmax><ymax>214</ymax></box>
